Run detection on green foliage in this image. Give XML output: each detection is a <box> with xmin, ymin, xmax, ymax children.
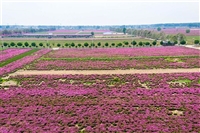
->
<box><xmin>111</xmin><ymin>43</ymin><xmax>115</xmax><ymax>46</ymax></box>
<box><xmin>78</xmin><ymin>43</ymin><xmax>82</xmax><ymax>47</ymax></box>
<box><xmin>105</xmin><ymin>42</ymin><xmax>109</xmax><ymax>47</ymax></box>
<box><xmin>57</xmin><ymin>43</ymin><xmax>61</xmax><ymax>47</ymax></box>
<box><xmin>123</xmin><ymin>41</ymin><xmax>129</xmax><ymax>45</ymax></box>
<box><xmin>97</xmin><ymin>42</ymin><xmax>101</xmax><ymax>46</ymax></box>
<box><xmin>10</xmin><ymin>42</ymin><xmax>16</xmax><ymax>47</ymax></box>
<box><xmin>131</xmin><ymin>41</ymin><xmax>137</xmax><ymax>46</ymax></box>
<box><xmin>186</xmin><ymin>29</ymin><xmax>190</xmax><ymax>33</ymax></box>
<box><xmin>24</xmin><ymin>42</ymin><xmax>29</xmax><ymax>47</ymax></box>
<box><xmin>39</xmin><ymin>43</ymin><xmax>43</xmax><ymax>47</ymax></box>
<box><xmin>3</xmin><ymin>42</ymin><xmax>9</xmax><ymax>47</ymax></box>
<box><xmin>152</xmin><ymin>41</ymin><xmax>157</xmax><ymax>46</ymax></box>
<box><xmin>157</xmin><ymin>27</ymin><xmax>161</xmax><ymax>31</ymax></box>
<box><xmin>123</xmin><ymin>28</ymin><xmax>126</xmax><ymax>34</ymax></box>
<box><xmin>117</xmin><ymin>43</ymin><xmax>122</xmax><ymax>47</ymax></box>
<box><xmin>84</xmin><ymin>42</ymin><xmax>89</xmax><ymax>47</ymax></box>
<box><xmin>71</xmin><ymin>42</ymin><xmax>75</xmax><ymax>47</ymax></box>
<box><xmin>194</xmin><ymin>40</ymin><xmax>199</xmax><ymax>44</ymax></box>
<box><xmin>91</xmin><ymin>32</ymin><xmax>94</xmax><ymax>36</ymax></box>
<box><xmin>17</xmin><ymin>42</ymin><xmax>23</xmax><ymax>47</ymax></box>
<box><xmin>160</xmin><ymin>41</ymin><xmax>163</xmax><ymax>45</ymax></box>
<box><xmin>145</xmin><ymin>42</ymin><xmax>150</xmax><ymax>46</ymax></box>
<box><xmin>0</xmin><ymin>78</ymin><xmax>3</xmax><ymax>84</ymax></box>
<box><xmin>138</xmin><ymin>42</ymin><xmax>143</xmax><ymax>46</ymax></box>
<box><xmin>31</xmin><ymin>42</ymin><xmax>36</xmax><ymax>47</ymax></box>
<box><xmin>180</xmin><ymin>40</ymin><xmax>186</xmax><ymax>45</ymax></box>
<box><xmin>65</xmin><ymin>43</ymin><xmax>69</xmax><ymax>47</ymax></box>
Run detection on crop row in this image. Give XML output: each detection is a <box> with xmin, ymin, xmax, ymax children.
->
<box><xmin>0</xmin><ymin>49</ymin><xmax>51</xmax><ymax>76</ymax></box>
<box><xmin>0</xmin><ymin>73</ymin><xmax>199</xmax><ymax>132</ymax></box>
<box><xmin>43</xmin><ymin>46</ymin><xmax>200</xmax><ymax>58</ymax></box>
<box><xmin>27</xmin><ymin>56</ymin><xmax>200</xmax><ymax>70</ymax></box>
<box><xmin>0</xmin><ymin>48</ymin><xmax>31</xmax><ymax>62</ymax></box>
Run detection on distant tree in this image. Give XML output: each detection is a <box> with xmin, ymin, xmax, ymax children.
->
<box><xmin>111</xmin><ymin>43</ymin><xmax>115</xmax><ymax>47</ymax></box>
<box><xmin>57</xmin><ymin>43</ymin><xmax>61</xmax><ymax>47</ymax></box>
<box><xmin>186</xmin><ymin>29</ymin><xmax>190</xmax><ymax>33</ymax></box>
<box><xmin>17</xmin><ymin>42</ymin><xmax>23</xmax><ymax>47</ymax></box>
<box><xmin>10</xmin><ymin>42</ymin><xmax>16</xmax><ymax>47</ymax></box>
<box><xmin>78</xmin><ymin>43</ymin><xmax>82</xmax><ymax>47</ymax></box>
<box><xmin>91</xmin><ymin>32</ymin><xmax>94</xmax><ymax>36</ymax></box>
<box><xmin>31</xmin><ymin>42</ymin><xmax>36</xmax><ymax>47</ymax></box>
<box><xmin>131</xmin><ymin>41</ymin><xmax>137</xmax><ymax>46</ymax></box>
<box><xmin>152</xmin><ymin>41</ymin><xmax>157</xmax><ymax>46</ymax></box>
<box><xmin>174</xmin><ymin>41</ymin><xmax>178</xmax><ymax>45</ymax></box>
<box><xmin>160</xmin><ymin>41</ymin><xmax>163</xmax><ymax>45</ymax></box>
<box><xmin>157</xmin><ymin>27</ymin><xmax>161</xmax><ymax>31</ymax></box>
<box><xmin>123</xmin><ymin>28</ymin><xmax>126</xmax><ymax>34</ymax></box>
<box><xmin>168</xmin><ymin>41</ymin><xmax>171</xmax><ymax>45</ymax></box>
<box><xmin>117</xmin><ymin>43</ymin><xmax>123</xmax><ymax>47</ymax></box>
<box><xmin>97</xmin><ymin>42</ymin><xmax>101</xmax><ymax>47</ymax></box>
<box><xmin>65</xmin><ymin>43</ymin><xmax>69</xmax><ymax>47</ymax></box>
<box><xmin>71</xmin><ymin>42</ymin><xmax>75</xmax><ymax>47</ymax></box>
<box><xmin>105</xmin><ymin>42</ymin><xmax>109</xmax><ymax>47</ymax></box>
<box><xmin>39</xmin><ymin>43</ymin><xmax>43</xmax><ymax>47</ymax></box>
<box><xmin>24</xmin><ymin>42</ymin><xmax>29</xmax><ymax>47</ymax></box>
<box><xmin>3</xmin><ymin>42</ymin><xmax>8</xmax><ymax>47</ymax></box>
<box><xmin>138</xmin><ymin>42</ymin><xmax>143</xmax><ymax>47</ymax></box>
<box><xmin>84</xmin><ymin>42</ymin><xmax>89</xmax><ymax>47</ymax></box>
<box><xmin>123</xmin><ymin>41</ymin><xmax>129</xmax><ymax>45</ymax></box>
<box><xmin>145</xmin><ymin>42</ymin><xmax>150</xmax><ymax>46</ymax></box>
<box><xmin>194</xmin><ymin>40</ymin><xmax>199</xmax><ymax>44</ymax></box>
<box><xmin>180</xmin><ymin>40</ymin><xmax>186</xmax><ymax>45</ymax></box>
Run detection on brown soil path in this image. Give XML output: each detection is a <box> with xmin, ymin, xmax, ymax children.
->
<box><xmin>10</xmin><ymin>68</ymin><xmax>200</xmax><ymax>76</ymax></box>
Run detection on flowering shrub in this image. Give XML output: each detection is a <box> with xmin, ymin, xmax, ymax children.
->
<box><xmin>0</xmin><ymin>48</ymin><xmax>31</xmax><ymax>62</ymax></box>
<box><xmin>0</xmin><ymin>73</ymin><xmax>199</xmax><ymax>132</ymax></box>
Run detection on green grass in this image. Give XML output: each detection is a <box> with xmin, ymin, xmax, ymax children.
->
<box><xmin>0</xmin><ymin>49</ymin><xmax>39</xmax><ymax>67</ymax></box>
<box><xmin>186</xmin><ymin>36</ymin><xmax>200</xmax><ymax>44</ymax></box>
<box><xmin>198</xmin><ymin>80</ymin><xmax>200</xmax><ymax>84</ymax></box>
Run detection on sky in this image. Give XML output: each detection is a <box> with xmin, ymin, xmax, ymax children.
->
<box><xmin>0</xmin><ymin>0</ymin><xmax>199</xmax><ymax>25</ymax></box>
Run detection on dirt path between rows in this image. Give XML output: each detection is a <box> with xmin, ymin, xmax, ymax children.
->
<box><xmin>10</xmin><ymin>68</ymin><xmax>200</xmax><ymax>76</ymax></box>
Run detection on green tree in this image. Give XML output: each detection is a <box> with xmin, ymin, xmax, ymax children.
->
<box><xmin>105</xmin><ymin>42</ymin><xmax>109</xmax><ymax>47</ymax></box>
<box><xmin>65</xmin><ymin>43</ymin><xmax>69</xmax><ymax>47</ymax></box>
<box><xmin>111</xmin><ymin>43</ymin><xmax>115</xmax><ymax>47</ymax></box>
<box><xmin>39</xmin><ymin>43</ymin><xmax>43</xmax><ymax>47</ymax></box>
<box><xmin>180</xmin><ymin>40</ymin><xmax>186</xmax><ymax>45</ymax></box>
<box><xmin>17</xmin><ymin>42</ymin><xmax>23</xmax><ymax>47</ymax></box>
<box><xmin>78</xmin><ymin>43</ymin><xmax>82</xmax><ymax>47</ymax></box>
<box><xmin>24</xmin><ymin>42</ymin><xmax>29</xmax><ymax>47</ymax></box>
<box><xmin>71</xmin><ymin>42</ymin><xmax>75</xmax><ymax>47</ymax></box>
<box><xmin>57</xmin><ymin>43</ymin><xmax>61</xmax><ymax>47</ymax></box>
<box><xmin>84</xmin><ymin>42</ymin><xmax>89</xmax><ymax>47</ymax></box>
<box><xmin>138</xmin><ymin>42</ymin><xmax>143</xmax><ymax>47</ymax></box>
<box><xmin>152</xmin><ymin>41</ymin><xmax>157</xmax><ymax>46</ymax></box>
<box><xmin>117</xmin><ymin>43</ymin><xmax>123</xmax><ymax>47</ymax></box>
<box><xmin>131</xmin><ymin>41</ymin><xmax>137</xmax><ymax>46</ymax></box>
<box><xmin>123</xmin><ymin>41</ymin><xmax>129</xmax><ymax>45</ymax></box>
<box><xmin>145</xmin><ymin>42</ymin><xmax>150</xmax><ymax>46</ymax></box>
<box><xmin>97</xmin><ymin>42</ymin><xmax>101</xmax><ymax>47</ymax></box>
<box><xmin>157</xmin><ymin>27</ymin><xmax>161</xmax><ymax>31</ymax></box>
<box><xmin>31</xmin><ymin>42</ymin><xmax>36</xmax><ymax>47</ymax></box>
<box><xmin>10</xmin><ymin>42</ymin><xmax>16</xmax><ymax>47</ymax></box>
<box><xmin>194</xmin><ymin>40</ymin><xmax>199</xmax><ymax>44</ymax></box>
<box><xmin>186</xmin><ymin>29</ymin><xmax>190</xmax><ymax>33</ymax></box>
<box><xmin>160</xmin><ymin>41</ymin><xmax>163</xmax><ymax>45</ymax></box>
<box><xmin>91</xmin><ymin>32</ymin><xmax>94</xmax><ymax>36</ymax></box>
<box><xmin>3</xmin><ymin>42</ymin><xmax>8</xmax><ymax>47</ymax></box>
<box><xmin>123</xmin><ymin>28</ymin><xmax>126</xmax><ymax>34</ymax></box>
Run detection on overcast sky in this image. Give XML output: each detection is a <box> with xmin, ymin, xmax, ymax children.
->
<box><xmin>1</xmin><ymin>1</ymin><xmax>199</xmax><ymax>25</ymax></box>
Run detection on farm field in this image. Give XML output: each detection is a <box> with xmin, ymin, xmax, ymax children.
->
<box><xmin>0</xmin><ymin>73</ymin><xmax>200</xmax><ymax>132</ymax></box>
<box><xmin>0</xmin><ymin>46</ymin><xmax>199</xmax><ymax>132</ymax></box>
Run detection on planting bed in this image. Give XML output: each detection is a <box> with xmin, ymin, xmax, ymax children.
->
<box><xmin>0</xmin><ymin>73</ymin><xmax>199</xmax><ymax>132</ymax></box>
<box><xmin>26</xmin><ymin>47</ymin><xmax>200</xmax><ymax>70</ymax></box>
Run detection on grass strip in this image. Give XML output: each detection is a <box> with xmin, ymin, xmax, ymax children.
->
<box><xmin>0</xmin><ymin>49</ymin><xmax>39</xmax><ymax>67</ymax></box>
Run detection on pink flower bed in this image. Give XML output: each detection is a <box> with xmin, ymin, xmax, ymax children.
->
<box><xmin>0</xmin><ymin>49</ymin><xmax>51</xmax><ymax>76</ymax></box>
<box><xmin>0</xmin><ymin>73</ymin><xmax>199</xmax><ymax>132</ymax></box>
<box><xmin>0</xmin><ymin>49</ymin><xmax>31</xmax><ymax>62</ymax></box>
<box><xmin>44</xmin><ymin>46</ymin><xmax>200</xmax><ymax>58</ymax></box>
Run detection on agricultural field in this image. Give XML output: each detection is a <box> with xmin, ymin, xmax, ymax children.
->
<box><xmin>0</xmin><ymin>45</ymin><xmax>199</xmax><ymax>132</ymax></box>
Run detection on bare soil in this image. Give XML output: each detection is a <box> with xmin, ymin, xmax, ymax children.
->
<box><xmin>10</xmin><ymin>68</ymin><xmax>200</xmax><ymax>76</ymax></box>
